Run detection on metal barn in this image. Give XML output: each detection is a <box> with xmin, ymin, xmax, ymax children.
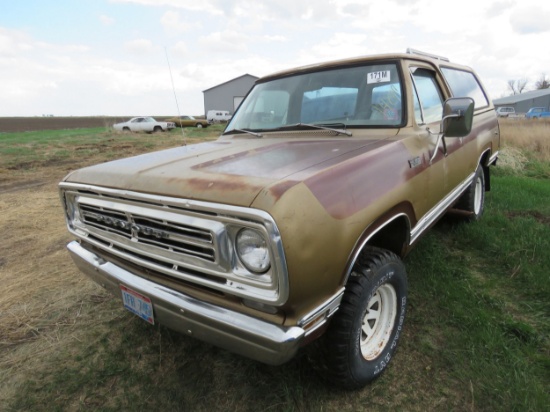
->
<box><xmin>493</xmin><ymin>89</ymin><xmax>550</xmax><ymax>114</ymax></box>
<box><xmin>203</xmin><ymin>74</ymin><xmax>259</xmax><ymax>116</ymax></box>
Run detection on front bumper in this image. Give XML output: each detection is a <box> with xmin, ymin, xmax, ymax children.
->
<box><xmin>67</xmin><ymin>240</ymin><xmax>305</xmax><ymax>365</ymax></box>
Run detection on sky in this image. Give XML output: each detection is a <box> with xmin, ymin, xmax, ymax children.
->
<box><xmin>1</xmin><ymin>0</ymin><xmax>549</xmax><ymax>117</ymax></box>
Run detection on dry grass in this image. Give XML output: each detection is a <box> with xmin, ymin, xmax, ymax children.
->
<box><xmin>499</xmin><ymin>118</ymin><xmax>550</xmax><ymax>161</ymax></box>
<box><xmin>0</xmin><ymin>129</ymin><xmax>220</xmax><ymax>406</ymax></box>
<box><xmin>0</xmin><ymin>181</ymin><xmax>103</xmax><ymax>404</ymax></box>
<box><xmin>496</xmin><ymin>146</ymin><xmax>528</xmax><ymax>173</ymax></box>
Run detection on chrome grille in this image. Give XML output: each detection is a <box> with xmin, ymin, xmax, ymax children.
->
<box><xmin>61</xmin><ymin>182</ymin><xmax>289</xmax><ymax>305</ymax></box>
<box><xmin>79</xmin><ymin>203</ymin><xmax>215</xmax><ymax>261</ymax></box>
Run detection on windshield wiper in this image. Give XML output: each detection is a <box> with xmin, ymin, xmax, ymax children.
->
<box><xmin>231</xmin><ymin>128</ymin><xmax>263</xmax><ymax>138</ymax></box>
<box><xmin>277</xmin><ymin>123</ymin><xmax>352</xmax><ymax>136</ymax></box>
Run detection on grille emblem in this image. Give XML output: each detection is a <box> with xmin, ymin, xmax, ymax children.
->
<box><xmin>131</xmin><ymin>223</ymin><xmax>170</xmax><ymax>239</ymax></box>
<box><xmin>85</xmin><ymin>211</ymin><xmax>169</xmax><ymax>239</ymax></box>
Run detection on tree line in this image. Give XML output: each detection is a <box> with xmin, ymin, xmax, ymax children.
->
<box><xmin>507</xmin><ymin>74</ymin><xmax>550</xmax><ymax>95</ymax></box>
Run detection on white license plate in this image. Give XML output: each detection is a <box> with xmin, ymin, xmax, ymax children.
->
<box><xmin>120</xmin><ymin>285</ymin><xmax>154</xmax><ymax>325</ymax></box>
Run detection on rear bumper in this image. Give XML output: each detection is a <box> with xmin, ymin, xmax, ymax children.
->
<box><xmin>67</xmin><ymin>240</ymin><xmax>305</xmax><ymax>365</ymax></box>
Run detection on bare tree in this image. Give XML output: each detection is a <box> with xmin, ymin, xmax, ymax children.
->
<box><xmin>507</xmin><ymin>78</ymin><xmax>529</xmax><ymax>95</ymax></box>
<box><xmin>534</xmin><ymin>73</ymin><xmax>550</xmax><ymax>89</ymax></box>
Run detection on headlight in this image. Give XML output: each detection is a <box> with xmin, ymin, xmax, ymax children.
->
<box><xmin>236</xmin><ymin>228</ymin><xmax>271</xmax><ymax>273</ymax></box>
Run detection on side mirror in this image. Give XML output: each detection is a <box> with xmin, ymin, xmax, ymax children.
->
<box><xmin>441</xmin><ymin>97</ymin><xmax>474</xmax><ymax>137</ymax></box>
<box><xmin>429</xmin><ymin>97</ymin><xmax>475</xmax><ymax>164</ymax></box>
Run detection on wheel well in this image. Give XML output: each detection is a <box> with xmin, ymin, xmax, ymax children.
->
<box><xmin>479</xmin><ymin>151</ymin><xmax>491</xmax><ymax>191</ymax></box>
<box><xmin>341</xmin><ymin>213</ymin><xmax>410</xmax><ymax>286</ymax></box>
<box><xmin>365</xmin><ymin>215</ymin><xmax>409</xmax><ymax>258</ymax></box>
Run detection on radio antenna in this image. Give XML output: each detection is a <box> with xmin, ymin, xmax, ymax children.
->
<box><xmin>165</xmin><ymin>47</ymin><xmax>186</xmax><ymax>145</ymax></box>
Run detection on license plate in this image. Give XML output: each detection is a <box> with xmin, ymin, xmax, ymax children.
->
<box><xmin>120</xmin><ymin>285</ymin><xmax>154</xmax><ymax>325</ymax></box>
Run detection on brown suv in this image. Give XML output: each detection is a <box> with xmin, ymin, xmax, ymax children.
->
<box><xmin>60</xmin><ymin>49</ymin><xmax>499</xmax><ymax>388</ymax></box>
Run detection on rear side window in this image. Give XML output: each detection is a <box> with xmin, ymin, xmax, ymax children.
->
<box><xmin>441</xmin><ymin>67</ymin><xmax>489</xmax><ymax>109</ymax></box>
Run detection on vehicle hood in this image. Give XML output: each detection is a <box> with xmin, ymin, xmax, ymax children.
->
<box><xmin>63</xmin><ymin>135</ymin><xmax>395</xmax><ymax>207</ymax></box>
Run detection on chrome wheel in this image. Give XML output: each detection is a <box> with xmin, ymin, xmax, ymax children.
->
<box><xmin>360</xmin><ymin>284</ymin><xmax>397</xmax><ymax>360</ymax></box>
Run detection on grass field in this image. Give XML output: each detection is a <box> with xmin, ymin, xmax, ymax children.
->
<box><xmin>0</xmin><ymin>120</ymin><xmax>548</xmax><ymax>411</ymax></box>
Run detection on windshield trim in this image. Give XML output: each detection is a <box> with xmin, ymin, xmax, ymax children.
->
<box><xmin>224</xmin><ymin>59</ymin><xmax>407</xmax><ymax>135</ymax></box>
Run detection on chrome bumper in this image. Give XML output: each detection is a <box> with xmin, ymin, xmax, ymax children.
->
<box><xmin>67</xmin><ymin>240</ymin><xmax>305</xmax><ymax>365</ymax></box>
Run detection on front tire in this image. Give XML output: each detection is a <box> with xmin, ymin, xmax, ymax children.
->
<box><xmin>196</xmin><ymin>123</ymin><xmax>203</xmax><ymax>128</ymax></box>
<box><xmin>312</xmin><ymin>247</ymin><xmax>407</xmax><ymax>389</ymax></box>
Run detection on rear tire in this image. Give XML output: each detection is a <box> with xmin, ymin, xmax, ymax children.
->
<box><xmin>311</xmin><ymin>247</ymin><xmax>407</xmax><ymax>389</ymax></box>
<box><xmin>455</xmin><ymin>164</ymin><xmax>485</xmax><ymax>221</ymax></box>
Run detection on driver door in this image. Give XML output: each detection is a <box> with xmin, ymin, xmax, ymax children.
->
<box><xmin>410</xmin><ymin>66</ymin><xmax>468</xmax><ymax>201</ymax></box>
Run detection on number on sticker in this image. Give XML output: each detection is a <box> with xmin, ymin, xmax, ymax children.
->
<box><xmin>367</xmin><ymin>71</ymin><xmax>391</xmax><ymax>84</ymax></box>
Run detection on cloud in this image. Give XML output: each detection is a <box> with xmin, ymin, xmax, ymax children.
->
<box><xmin>125</xmin><ymin>39</ymin><xmax>155</xmax><ymax>54</ymax></box>
<box><xmin>0</xmin><ymin>27</ymin><xmax>33</xmax><ymax>56</ymax></box>
<box><xmin>110</xmin><ymin>0</ymin><xmax>223</xmax><ymax>15</ymax></box>
<box><xmin>99</xmin><ymin>14</ymin><xmax>115</xmax><ymax>25</ymax></box>
<box><xmin>304</xmin><ymin>33</ymin><xmax>369</xmax><ymax>63</ymax></box>
<box><xmin>198</xmin><ymin>31</ymin><xmax>249</xmax><ymax>53</ymax></box>
<box><xmin>510</xmin><ymin>6</ymin><xmax>550</xmax><ymax>34</ymax></box>
<box><xmin>160</xmin><ymin>10</ymin><xmax>202</xmax><ymax>34</ymax></box>
<box><xmin>263</xmin><ymin>35</ymin><xmax>287</xmax><ymax>42</ymax></box>
<box><xmin>171</xmin><ymin>41</ymin><xmax>188</xmax><ymax>56</ymax></box>
<box><xmin>485</xmin><ymin>0</ymin><xmax>513</xmax><ymax>18</ymax></box>
<box><xmin>3</xmin><ymin>0</ymin><xmax>550</xmax><ymax>116</ymax></box>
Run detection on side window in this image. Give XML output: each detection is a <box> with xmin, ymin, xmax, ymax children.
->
<box><xmin>411</xmin><ymin>68</ymin><xmax>444</xmax><ymax>124</ymax></box>
<box><xmin>440</xmin><ymin>67</ymin><xmax>489</xmax><ymax>109</ymax></box>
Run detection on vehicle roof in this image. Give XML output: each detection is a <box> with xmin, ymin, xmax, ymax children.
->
<box><xmin>259</xmin><ymin>53</ymin><xmax>474</xmax><ymax>83</ymax></box>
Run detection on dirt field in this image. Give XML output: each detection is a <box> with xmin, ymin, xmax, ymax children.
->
<box><xmin>0</xmin><ymin>116</ymin><xmax>183</xmax><ymax>133</ymax></box>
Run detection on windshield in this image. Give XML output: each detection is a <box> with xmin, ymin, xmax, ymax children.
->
<box><xmin>226</xmin><ymin>63</ymin><xmax>403</xmax><ymax>134</ymax></box>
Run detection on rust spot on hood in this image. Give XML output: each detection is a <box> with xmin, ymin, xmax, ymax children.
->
<box><xmin>186</xmin><ymin>177</ymin><xmax>265</xmax><ymax>194</ymax></box>
<box><xmin>268</xmin><ymin>179</ymin><xmax>301</xmax><ymax>201</ymax></box>
<box><xmin>193</xmin><ymin>140</ymin><xmax>383</xmax><ymax>180</ymax></box>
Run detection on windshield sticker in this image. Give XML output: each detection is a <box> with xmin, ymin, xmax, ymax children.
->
<box><xmin>367</xmin><ymin>71</ymin><xmax>391</xmax><ymax>84</ymax></box>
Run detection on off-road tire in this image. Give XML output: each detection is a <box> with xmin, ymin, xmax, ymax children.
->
<box><xmin>311</xmin><ymin>247</ymin><xmax>407</xmax><ymax>389</ymax></box>
<box><xmin>455</xmin><ymin>164</ymin><xmax>485</xmax><ymax>221</ymax></box>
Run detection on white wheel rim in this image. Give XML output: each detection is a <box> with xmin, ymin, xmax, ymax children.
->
<box><xmin>360</xmin><ymin>284</ymin><xmax>397</xmax><ymax>360</ymax></box>
<box><xmin>474</xmin><ymin>176</ymin><xmax>483</xmax><ymax>215</ymax></box>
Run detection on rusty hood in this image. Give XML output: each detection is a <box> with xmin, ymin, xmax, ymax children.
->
<box><xmin>64</xmin><ymin>136</ymin><xmax>394</xmax><ymax>207</ymax></box>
